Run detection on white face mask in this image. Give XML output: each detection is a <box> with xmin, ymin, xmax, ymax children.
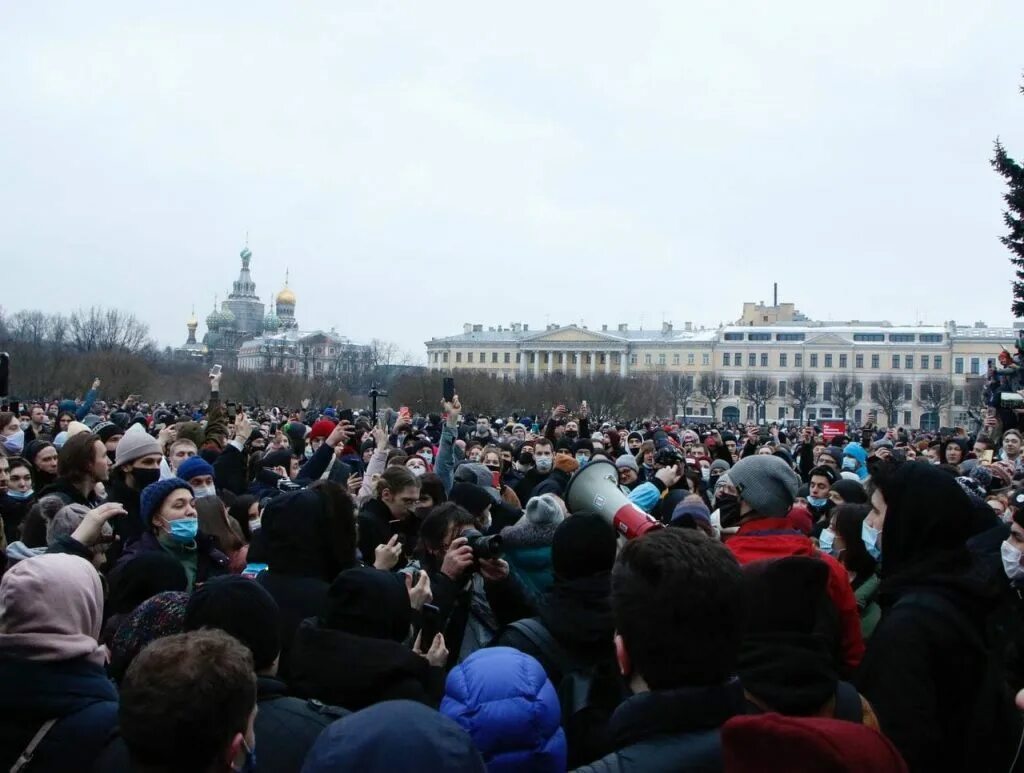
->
<box><xmin>249</xmin><ymin>518</ymin><xmax>262</xmax><ymax>533</ymax></box>
<box><xmin>193</xmin><ymin>484</ymin><xmax>217</xmax><ymax>499</ymax></box>
<box><xmin>535</xmin><ymin>457</ymin><xmax>552</xmax><ymax>473</ymax></box>
<box><xmin>819</xmin><ymin>527</ymin><xmax>836</xmax><ymax>554</ymax></box>
<box><xmin>2</xmin><ymin>429</ymin><xmax>25</xmax><ymax>455</ymax></box>
<box><xmin>1002</xmin><ymin>540</ymin><xmax>1024</xmax><ymax>581</ymax></box>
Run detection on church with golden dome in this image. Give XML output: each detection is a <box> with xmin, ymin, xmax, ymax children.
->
<box><xmin>176</xmin><ymin>243</ymin><xmax>371</xmax><ymax>378</ymax></box>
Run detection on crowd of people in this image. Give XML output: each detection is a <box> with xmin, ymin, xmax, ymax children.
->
<box><xmin>2</xmin><ymin>369</ymin><xmax>1024</xmax><ymax>772</ymax></box>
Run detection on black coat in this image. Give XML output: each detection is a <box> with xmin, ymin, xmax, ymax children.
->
<box><xmin>256</xmin><ymin>571</ymin><xmax>329</xmax><ymax>680</ymax></box>
<box><xmin>0</xmin><ymin>656</ymin><xmax>118</xmax><ymax>773</ymax></box>
<box><xmin>254</xmin><ymin>675</ymin><xmax>349</xmax><ymax>773</ymax></box>
<box><xmin>513</xmin><ymin>468</ymin><xmax>550</xmax><ymax>504</ymax></box>
<box><xmin>357</xmin><ymin>498</ymin><xmax>398</xmax><ymax>567</ymax></box>
<box><xmin>288</xmin><ymin>618</ymin><xmax>444</xmax><ymax>711</ymax></box>
<box><xmin>37</xmin><ymin>478</ymin><xmax>102</xmax><ymax>508</ymax></box>
<box><xmin>574</xmin><ymin>679</ymin><xmax>746</xmax><ymax>773</ymax></box>
<box><xmin>104</xmin><ymin>475</ymin><xmax>144</xmax><ymax>545</ymax></box>
<box><xmin>0</xmin><ymin>493</ymin><xmax>34</xmax><ymax>545</ymax></box>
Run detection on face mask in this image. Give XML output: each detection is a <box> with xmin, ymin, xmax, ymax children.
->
<box><xmin>808</xmin><ymin>496</ymin><xmax>829</xmax><ymax>508</ymax></box>
<box><xmin>716</xmin><ymin>493</ymin><xmax>742</xmax><ymax>528</ymax></box>
<box><xmin>2</xmin><ymin>430</ymin><xmax>25</xmax><ymax>455</ymax></box>
<box><xmin>842</xmin><ymin>457</ymin><xmax>857</xmax><ymax>472</ymax></box>
<box><xmin>565</xmin><ymin>430</ymin><xmax>578</xmax><ymax>440</ymax></box>
<box><xmin>249</xmin><ymin>519</ymin><xmax>261</xmax><ymax>533</ymax></box>
<box><xmin>409</xmin><ymin>466</ymin><xmax>426</xmax><ymax>477</ymax></box>
<box><xmin>132</xmin><ymin>468</ymin><xmax>161</xmax><ymax>489</ymax></box>
<box><xmin>1002</xmin><ymin>540</ymin><xmax>1024</xmax><ymax>581</ymax></box>
<box><xmin>419</xmin><ymin>450</ymin><xmax>434</xmax><ymax>464</ymax></box>
<box><xmin>701</xmin><ymin>467</ymin><xmax>711</xmax><ymax>482</ymax></box>
<box><xmin>7</xmin><ymin>488</ymin><xmax>33</xmax><ymax>501</ymax></box>
<box><xmin>862</xmin><ymin>521</ymin><xmax>882</xmax><ymax>560</ymax></box>
<box><xmin>535</xmin><ymin>457</ymin><xmax>552</xmax><ymax>473</ymax></box>
<box><xmin>164</xmin><ymin>517</ymin><xmax>198</xmax><ymax>544</ymax></box>
<box><xmin>304</xmin><ymin>446</ymin><xmax>314</xmax><ymax>459</ymax></box>
<box><xmin>193</xmin><ymin>484</ymin><xmax>217</xmax><ymax>499</ymax></box>
<box><xmin>519</xmin><ymin>452</ymin><xmax>534</xmax><ymax>467</ymax></box>
<box><xmin>19</xmin><ymin>421</ymin><xmax>30</xmax><ymax>432</ymax></box>
<box><xmin>576</xmin><ymin>454</ymin><xmax>589</xmax><ymax>466</ymax></box>
<box><xmin>485</xmin><ymin>463</ymin><xmax>501</xmax><ymax>473</ymax></box>
<box><xmin>819</xmin><ymin>527</ymin><xmax>836</xmax><ymax>553</ymax></box>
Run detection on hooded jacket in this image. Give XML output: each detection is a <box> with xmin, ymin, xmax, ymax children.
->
<box><xmin>855</xmin><ymin>463</ymin><xmax>1003</xmax><ymax>772</ymax></box>
<box><xmin>288</xmin><ymin>567</ymin><xmax>443</xmax><ymax>711</ymax></box>
<box><xmin>441</xmin><ymin>647</ymin><xmax>566</xmax><ymax>773</ymax></box>
<box><xmin>254</xmin><ymin>675</ymin><xmax>349</xmax><ymax>773</ymax></box>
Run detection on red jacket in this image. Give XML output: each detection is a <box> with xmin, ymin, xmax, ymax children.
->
<box><xmin>725</xmin><ymin>517</ymin><xmax>865</xmax><ymax>672</ymax></box>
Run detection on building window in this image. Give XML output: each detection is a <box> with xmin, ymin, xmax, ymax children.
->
<box><xmin>809</xmin><ymin>381</ymin><xmax>817</xmax><ymax>398</ymax></box>
<box><xmin>456</xmin><ymin>352</ymin><xmax>462</xmax><ymax>363</ymax></box>
<box><xmin>776</xmin><ymin>333</ymin><xmax>805</xmax><ymax>342</ymax></box>
<box><xmin>970</xmin><ymin>357</ymin><xmax>980</xmax><ymax>375</ymax></box>
<box><xmin>934</xmin><ymin>356</ymin><xmax>942</xmax><ymax>370</ymax></box>
<box><xmin>724</xmin><ymin>332</ymin><xmax>744</xmax><ymax>341</ymax></box>
<box><xmin>748</xmin><ymin>353</ymin><xmax>756</xmax><ymax>367</ymax></box>
<box><xmin>687</xmin><ymin>353</ymin><xmax>694</xmax><ymax>365</ymax></box>
<box><xmin>779</xmin><ymin>353</ymin><xmax>788</xmax><ymax>367</ymax></box>
<box><xmin>503</xmin><ymin>352</ymin><xmax>510</xmax><ymax>363</ymax></box>
<box><xmin>954</xmin><ymin>389</ymin><xmax>964</xmax><ymax>405</ymax></box>
<box><xmin>920</xmin><ymin>334</ymin><xmax>942</xmax><ymax>343</ymax></box>
<box><xmin>871</xmin><ymin>354</ymin><xmax>880</xmax><ymax>369</ymax></box>
<box><xmin>921</xmin><ymin>355</ymin><xmax>929</xmax><ymax>370</ymax></box>
<box><xmin>631</xmin><ymin>354</ymin><xmax>638</xmax><ymax>365</ymax></box>
<box><xmin>810</xmin><ymin>354</ymin><xmax>819</xmax><ymax>368</ymax></box>
<box><xmin>903</xmin><ymin>411</ymin><xmax>912</xmax><ymax>425</ymax></box>
<box><xmin>892</xmin><ymin>355</ymin><xmax>899</xmax><ymax>369</ymax></box>
<box><xmin>778</xmin><ymin>380</ymin><xmax>787</xmax><ymax>396</ymax></box>
<box><xmin>674</xmin><ymin>354</ymin><xmax>681</xmax><ymax>366</ymax></box>
<box><xmin>839</xmin><ymin>354</ymin><xmax>848</xmax><ymax>368</ymax></box>
<box><xmin>955</xmin><ymin>357</ymin><xmax>964</xmax><ymax>374</ymax></box>
<box><xmin>903</xmin><ymin>383</ymin><xmax>913</xmax><ymax>400</ymax></box>
<box><xmin>702</xmin><ymin>353</ymin><xmax>710</xmax><ymax>366</ymax></box>
<box><xmin>735</xmin><ymin>352</ymin><xmax>741</xmax><ymax>364</ymax></box>
<box><xmin>658</xmin><ymin>354</ymin><xmax>666</xmax><ymax>366</ymax></box>
<box><xmin>854</xmin><ymin>381</ymin><xmax>864</xmax><ymax>399</ymax></box>
<box><xmin>853</xmin><ymin>333</ymin><xmax>885</xmax><ymax>342</ymax></box>
<box><xmin>748</xmin><ymin>332</ymin><xmax>771</xmax><ymax>341</ymax></box>
<box><xmin>516</xmin><ymin>353</ymin><xmax>522</xmax><ymax>363</ymax></box>
<box><xmin>820</xmin><ymin>408</ymin><xmax>833</xmax><ymax>419</ymax></box>
<box><xmin>778</xmin><ymin>407</ymin><xmax>788</xmax><ymax>419</ymax></box>
<box><xmin>824</xmin><ymin>354</ymin><xmax>833</xmax><ymax>368</ymax></box>
<box><xmin>491</xmin><ymin>352</ymin><xmax>498</xmax><ymax>363</ymax></box>
<box><xmin>824</xmin><ymin>382</ymin><xmax>833</xmax><ymax>401</ymax></box>
<box><xmin>890</xmin><ymin>334</ymin><xmax>915</xmax><ymax>343</ymax></box>
<box><xmin>795</xmin><ymin>353</ymin><xmax>803</xmax><ymax>367</ymax></box>
<box><xmin>645</xmin><ymin>354</ymin><xmax>652</xmax><ymax>365</ymax></box>
<box><xmin>760</xmin><ymin>353</ymin><xmax>768</xmax><ymax>367</ymax></box>
<box><xmin>723</xmin><ymin>353</ymin><xmax>731</xmax><ymax>367</ymax></box>
<box><xmin>854</xmin><ymin>408</ymin><xmax>862</xmax><ymax>424</ymax></box>
<box><xmin>722</xmin><ymin>380</ymin><xmax>730</xmax><ymax>395</ymax></box>
<box><xmin>734</xmin><ymin>379</ymin><xmax>742</xmax><ymax>395</ymax></box>
<box><xmin>904</xmin><ymin>355</ymin><xmax>913</xmax><ymax>370</ymax></box>
<box><xmin>480</xmin><ymin>352</ymin><xmax>486</xmax><ymax>363</ymax></box>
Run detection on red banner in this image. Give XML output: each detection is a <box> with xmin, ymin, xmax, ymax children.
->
<box><xmin>821</xmin><ymin>420</ymin><xmax>848</xmax><ymax>442</ymax></box>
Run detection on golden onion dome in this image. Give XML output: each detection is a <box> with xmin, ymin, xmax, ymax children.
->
<box><xmin>276</xmin><ymin>285</ymin><xmax>296</xmax><ymax>305</ymax></box>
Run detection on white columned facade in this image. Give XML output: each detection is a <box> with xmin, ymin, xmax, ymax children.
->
<box><xmin>533</xmin><ymin>350</ymin><xmax>540</xmax><ymax>379</ymax></box>
<box><xmin>620</xmin><ymin>350</ymin><xmax>628</xmax><ymax>377</ymax></box>
<box><xmin>589</xmin><ymin>351</ymin><xmax>596</xmax><ymax>376</ymax></box>
<box><xmin>519</xmin><ymin>351</ymin><xmax>528</xmax><ymax>379</ymax></box>
<box><xmin>547</xmin><ymin>350</ymin><xmax>554</xmax><ymax>375</ymax></box>
<box><xmin>605</xmin><ymin>351</ymin><xmax>612</xmax><ymax>375</ymax></box>
<box><xmin>575</xmin><ymin>352</ymin><xmax>582</xmax><ymax>378</ymax></box>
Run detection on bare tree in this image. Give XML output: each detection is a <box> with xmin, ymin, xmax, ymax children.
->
<box><xmin>917</xmin><ymin>377</ymin><xmax>955</xmax><ymax>425</ymax></box>
<box><xmin>871</xmin><ymin>374</ymin><xmax>909</xmax><ymax>426</ymax></box>
<box><xmin>659</xmin><ymin>372</ymin><xmax>694</xmax><ymax>418</ymax></box>
<box><xmin>697</xmin><ymin>372</ymin><xmax>728</xmax><ymax>420</ymax></box>
<box><xmin>828</xmin><ymin>374</ymin><xmax>857</xmax><ymax>420</ymax></box>
<box><xmin>787</xmin><ymin>372</ymin><xmax>817</xmax><ymax>423</ymax></box>
<box><xmin>741</xmin><ymin>372</ymin><xmax>777</xmax><ymax>422</ymax></box>
<box><xmin>963</xmin><ymin>379</ymin><xmax>988</xmax><ymax>429</ymax></box>
<box><xmin>68</xmin><ymin>307</ymin><xmax>153</xmax><ymax>354</ymax></box>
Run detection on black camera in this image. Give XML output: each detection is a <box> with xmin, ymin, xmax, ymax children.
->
<box><xmin>654</xmin><ymin>446</ymin><xmax>685</xmax><ymax>468</ymax></box>
<box><xmin>463</xmin><ymin>528</ymin><xmax>503</xmax><ymax>560</ymax></box>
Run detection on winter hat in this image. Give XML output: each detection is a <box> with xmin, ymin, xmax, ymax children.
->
<box><xmin>302</xmin><ymin>700</ymin><xmax>486</xmax><ymax>773</ymax></box>
<box><xmin>990</xmin><ymin>463</ymin><xmax>1014</xmax><ymax>490</ymax></box>
<box><xmin>840</xmin><ymin>471</ymin><xmax>861</xmax><ymax>481</ymax></box>
<box><xmin>969</xmin><ymin>464</ymin><xmax>995</xmax><ymax>492</ymax></box>
<box><xmin>46</xmin><ymin>503</ymin><xmax>111</xmax><ymax>546</ymax></box>
<box><xmin>551</xmin><ymin>515</ymin><xmax>618</xmax><ymax>580</ymax></box>
<box><xmin>629</xmin><ymin>483</ymin><xmax>660</xmax><ymax>513</ymax></box>
<box><xmin>92</xmin><ymin>421</ymin><xmax>122</xmax><ymax>443</ymax></box>
<box><xmin>324</xmin><ymin>567</ymin><xmax>412</xmax><ymax>643</ymax></box>
<box><xmin>710</xmin><ymin>459</ymin><xmax>732</xmax><ymax>473</ymax></box>
<box><xmin>681</xmin><ymin>429</ymin><xmax>700</xmax><ymax>445</ymax></box>
<box><xmin>808</xmin><ymin>466</ymin><xmax>839</xmax><ymax>486</ymax></box>
<box><xmin>670</xmin><ymin>498</ymin><xmax>711</xmax><ymax>526</ymax></box>
<box><xmin>52</xmin><ymin>431</ymin><xmax>69</xmax><ymax>449</ymax></box>
<box><xmin>626</xmin><ymin>431</ymin><xmax>644</xmax><ymax>445</ymax></box>
<box><xmin>830</xmin><ymin>479</ymin><xmax>868</xmax><ymax>504</ymax></box>
<box><xmin>309</xmin><ymin>418</ymin><xmax>337</xmax><ymax>442</ymax></box>
<box><xmin>722</xmin><ymin>713</ymin><xmax>908</xmax><ymax>773</ymax></box>
<box><xmin>260</xmin><ymin>449</ymin><xmax>294</xmax><ymax>471</ymax></box>
<box><xmin>184</xmin><ymin>576</ymin><xmax>281</xmax><ymax>671</ymax></box>
<box><xmin>283</xmin><ymin>421</ymin><xmax>308</xmax><ymax>442</ymax></box>
<box><xmin>176</xmin><ymin>456</ymin><xmax>215</xmax><ymax>484</ymax></box>
<box><xmin>572</xmin><ymin>439</ymin><xmax>595</xmax><ymax>455</ymax></box>
<box><xmin>552</xmin><ymin>455</ymin><xmax>580</xmax><ymax>476</ymax></box>
<box><xmin>57</xmin><ymin>399</ymin><xmax>78</xmax><ymax>415</ymax></box>
<box><xmin>787</xmin><ymin>504</ymin><xmax>814</xmax><ymax>536</ymax></box>
<box><xmin>454</xmin><ymin>462</ymin><xmax>497</xmax><ymax>491</ymax></box>
<box><xmin>728</xmin><ymin>455</ymin><xmax>800</xmax><ymax>517</ymax></box>
<box><xmin>822</xmin><ymin>446</ymin><xmax>844</xmax><ymax>467</ymax></box>
<box><xmin>956</xmin><ymin>476</ymin><xmax>985</xmax><ymax>499</ymax></box>
<box><xmin>323</xmin><ymin>407</ymin><xmax>338</xmax><ymax>419</ymax></box>
<box><xmin>524</xmin><ymin>493</ymin><xmax>565</xmax><ymax>526</ymax></box>
<box><xmin>140</xmin><ymin>478</ymin><xmax>194</xmax><ymax>526</ymax></box>
<box><xmin>720</xmin><ymin>431</ymin><xmax>737</xmax><ymax>443</ymax></box>
<box><xmin>81</xmin><ymin>414</ymin><xmax>102</xmax><ymax>429</ymax></box>
<box><xmin>450</xmin><ymin>483</ymin><xmax>494</xmax><ymax>519</ymax></box>
<box><xmin>109</xmin><ymin>591</ymin><xmax>189</xmax><ymax>681</ymax></box>
<box><xmin>66</xmin><ymin>421</ymin><xmax>90</xmax><ymax>438</ymax></box>
<box><xmin>615</xmin><ymin>454</ymin><xmax>639</xmax><ymax>472</ymax></box>
<box><xmin>113</xmin><ymin>425</ymin><xmax>163</xmax><ymax>469</ymax></box>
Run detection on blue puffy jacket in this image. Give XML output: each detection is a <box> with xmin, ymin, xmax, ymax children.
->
<box><xmin>441</xmin><ymin>647</ymin><xmax>567</xmax><ymax>773</ymax></box>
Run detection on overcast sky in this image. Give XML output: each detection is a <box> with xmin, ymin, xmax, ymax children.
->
<box><xmin>3</xmin><ymin>1</ymin><xmax>1024</xmax><ymax>363</ymax></box>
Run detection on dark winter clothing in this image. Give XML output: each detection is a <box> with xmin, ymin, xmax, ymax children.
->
<box><xmin>113</xmin><ymin>530</ymin><xmax>229</xmax><ymax>592</ymax></box>
<box><xmin>357</xmin><ymin>497</ymin><xmax>398</xmax><ymax>567</ymax></box>
<box><xmin>574</xmin><ymin>678</ymin><xmax>747</xmax><ymax>773</ymax></box>
<box><xmin>255</xmin><ymin>675</ymin><xmax>349</xmax><ymax>773</ymax></box>
<box><xmin>441</xmin><ymin>647</ymin><xmax>566</xmax><ymax>773</ymax></box>
<box><xmin>0</xmin><ymin>493</ymin><xmax>33</xmax><ymax>545</ymax></box>
<box><xmin>37</xmin><ymin>477</ymin><xmax>102</xmax><ymax>508</ymax></box>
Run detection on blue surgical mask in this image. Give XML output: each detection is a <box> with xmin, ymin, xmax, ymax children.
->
<box><xmin>193</xmin><ymin>484</ymin><xmax>217</xmax><ymax>499</ymax></box>
<box><xmin>535</xmin><ymin>457</ymin><xmax>552</xmax><ymax>473</ymax></box>
<box><xmin>165</xmin><ymin>517</ymin><xmax>198</xmax><ymax>544</ymax></box>
<box><xmin>420</xmin><ymin>450</ymin><xmax>434</xmax><ymax>464</ymax></box>
<box><xmin>842</xmin><ymin>457</ymin><xmax>857</xmax><ymax>472</ymax></box>
<box><xmin>576</xmin><ymin>454</ymin><xmax>590</xmax><ymax>466</ymax></box>
<box><xmin>808</xmin><ymin>496</ymin><xmax>829</xmax><ymax>508</ymax></box>
<box><xmin>7</xmin><ymin>488</ymin><xmax>33</xmax><ymax>501</ymax></box>
<box><xmin>819</xmin><ymin>527</ymin><xmax>835</xmax><ymax>553</ymax></box>
<box><xmin>862</xmin><ymin>521</ymin><xmax>881</xmax><ymax>560</ymax></box>
<box><xmin>304</xmin><ymin>446</ymin><xmax>314</xmax><ymax>459</ymax></box>
<box><xmin>2</xmin><ymin>429</ymin><xmax>25</xmax><ymax>455</ymax></box>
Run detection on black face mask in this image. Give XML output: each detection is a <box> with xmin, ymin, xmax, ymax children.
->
<box><xmin>565</xmin><ymin>431</ymin><xmax>578</xmax><ymax>440</ymax></box>
<box><xmin>519</xmin><ymin>452</ymin><xmax>534</xmax><ymax>466</ymax></box>
<box><xmin>716</xmin><ymin>493</ymin><xmax>742</xmax><ymax>528</ymax></box>
<box><xmin>107</xmin><ymin>450</ymin><xmax>117</xmax><ymax>464</ymax></box>
<box><xmin>485</xmin><ymin>464</ymin><xmax>501</xmax><ymax>473</ymax></box>
<box><xmin>131</xmin><ymin>467</ymin><xmax>161</xmax><ymax>490</ymax></box>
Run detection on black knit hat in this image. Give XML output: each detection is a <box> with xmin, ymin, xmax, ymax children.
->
<box><xmin>449</xmin><ymin>483</ymin><xmax>493</xmax><ymax>518</ymax></box>
<box><xmin>184</xmin><ymin>575</ymin><xmax>281</xmax><ymax>671</ymax></box>
<box><xmin>552</xmin><ymin>515</ymin><xmax>618</xmax><ymax>580</ymax></box>
<box><xmin>261</xmin><ymin>449</ymin><xmax>294</xmax><ymax>470</ymax></box>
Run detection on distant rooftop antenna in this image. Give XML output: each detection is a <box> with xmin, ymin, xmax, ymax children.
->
<box><xmin>773</xmin><ymin>282</ymin><xmax>778</xmax><ymax>307</ymax></box>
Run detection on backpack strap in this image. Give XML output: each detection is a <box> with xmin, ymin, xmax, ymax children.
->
<box><xmin>832</xmin><ymin>680</ymin><xmax>864</xmax><ymax>723</ymax></box>
<box><xmin>10</xmin><ymin>718</ymin><xmax>58</xmax><ymax>773</ymax></box>
<box><xmin>507</xmin><ymin>618</ymin><xmax>575</xmax><ymax>677</ymax></box>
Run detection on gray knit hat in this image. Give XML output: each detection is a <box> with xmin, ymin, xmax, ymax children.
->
<box><xmin>524</xmin><ymin>493</ymin><xmax>565</xmax><ymax>526</ymax></box>
<box><xmin>728</xmin><ymin>454</ymin><xmax>800</xmax><ymax>517</ymax></box>
<box><xmin>615</xmin><ymin>454</ymin><xmax>639</xmax><ymax>472</ymax></box>
<box><xmin>710</xmin><ymin>459</ymin><xmax>732</xmax><ymax>473</ymax></box>
<box><xmin>453</xmin><ymin>462</ymin><xmax>501</xmax><ymax>503</ymax></box>
<box><xmin>114</xmin><ymin>426</ymin><xmax>163</xmax><ymax>469</ymax></box>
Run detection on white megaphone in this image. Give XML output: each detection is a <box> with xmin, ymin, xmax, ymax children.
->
<box><xmin>564</xmin><ymin>459</ymin><xmax>664</xmax><ymax>540</ymax></box>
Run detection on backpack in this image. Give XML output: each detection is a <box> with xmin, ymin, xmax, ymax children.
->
<box><xmin>507</xmin><ymin>617</ymin><xmax>622</xmax><ymax>767</ymax></box>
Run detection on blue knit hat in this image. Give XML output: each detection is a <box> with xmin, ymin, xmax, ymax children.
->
<box><xmin>177</xmin><ymin>456</ymin><xmax>215</xmax><ymax>484</ymax></box>
<box><xmin>140</xmin><ymin>478</ymin><xmax>194</xmax><ymax>526</ymax></box>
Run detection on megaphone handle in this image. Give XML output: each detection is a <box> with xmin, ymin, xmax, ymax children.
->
<box><xmin>612</xmin><ymin>502</ymin><xmax>664</xmax><ymax>540</ymax></box>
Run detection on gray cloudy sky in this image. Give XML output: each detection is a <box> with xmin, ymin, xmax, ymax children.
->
<box><xmin>3</xmin><ymin>1</ymin><xmax>1024</xmax><ymax>363</ymax></box>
